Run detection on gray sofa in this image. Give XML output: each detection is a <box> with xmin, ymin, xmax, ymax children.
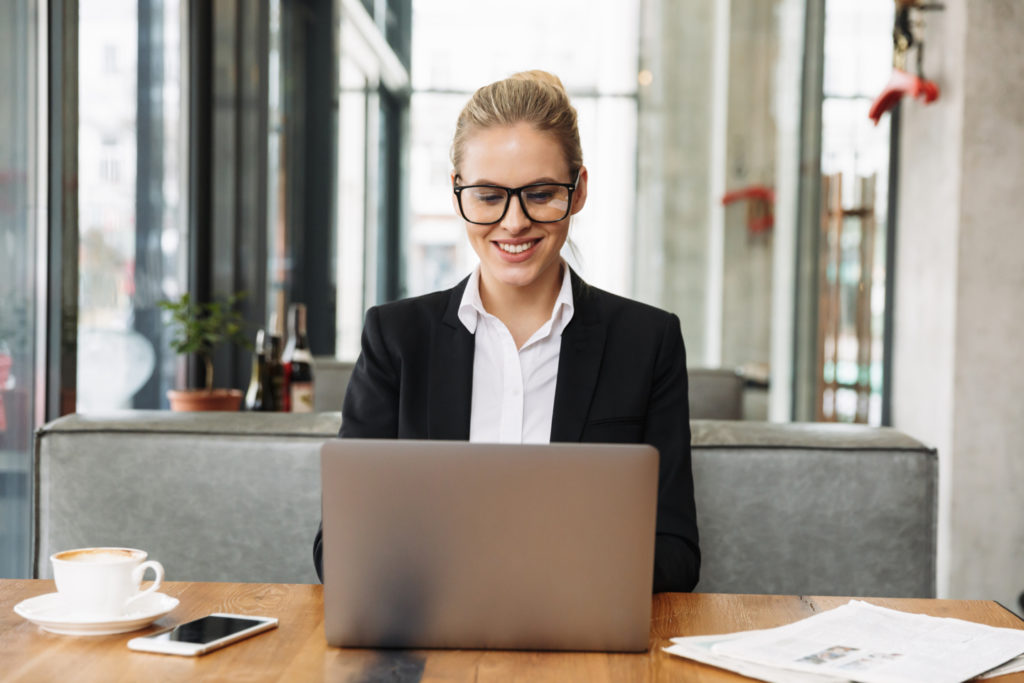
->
<box><xmin>312</xmin><ymin>358</ymin><xmax>355</xmax><ymax>413</ymax></box>
<box><xmin>33</xmin><ymin>412</ymin><xmax>937</xmax><ymax>597</ymax></box>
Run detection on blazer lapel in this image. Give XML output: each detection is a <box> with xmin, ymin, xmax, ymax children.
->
<box><xmin>428</xmin><ymin>278</ymin><xmax>474</xmax><ymax>440</ymax></box>
<box><xmin>551</xmin><ymin>271</ymin><xmax>607</xmax><ymax>442</ymax></box>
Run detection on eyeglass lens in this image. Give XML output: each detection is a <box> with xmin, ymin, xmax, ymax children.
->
<box><xmin>460</xmin><ymin>184</ymin><xmax>571</xmax><ymax>224</ymax></box>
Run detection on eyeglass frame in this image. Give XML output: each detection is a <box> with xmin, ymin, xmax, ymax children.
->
<box><xmin>452</xmin><ymin>170</ymin><xmax>582</xmax><ymax>225</ymax></box>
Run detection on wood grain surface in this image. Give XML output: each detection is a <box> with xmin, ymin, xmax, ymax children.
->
<box><xmin>2</xmin><ymin>580</ymin><xmax>1022</xmax><ymax>682</ymax></box>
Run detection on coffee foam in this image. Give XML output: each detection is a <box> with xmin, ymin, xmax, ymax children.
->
<box><xmin>54</xmin><ymin>548</ymin><xmax>143</xmax><ymax>563</ymax></box>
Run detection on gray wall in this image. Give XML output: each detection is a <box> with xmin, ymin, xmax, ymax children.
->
<box><xmin>892</xmin><ymin>0</ymin><xmax>1024</xmax><ymax>607</ymax></box>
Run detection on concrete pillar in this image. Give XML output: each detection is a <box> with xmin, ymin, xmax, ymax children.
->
<box><xmin>892</xmin><ymin>0</ymin><xmax>1024</xmax><ymax>608</ymax></box>
<box><xmin>720</xmin><ymin>0</ymin><xmax>777</xmax><ymax>372</ymax></box>
<box><xmin>635</xmin><ymin>0</ymin><xmax>715</xmax><ymax>365</ymax></box>
<box><xmin>636</xmin><ymin>0</ymin><xmax>782</xmax><ymax>376</ymax></box>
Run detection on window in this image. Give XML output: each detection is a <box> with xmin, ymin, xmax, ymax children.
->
<box><xmin>0</xmin><ymin>0</ymin><xmax>42</xmax><ymax>578</ymax></box>
<box><xmin>77</xmin><ymin>0</ymin><xmax>187</xmax><ymax>411</ymax></box>
<box><xmin>816</xmin><ymin>0</ymin><xmax>894</xmax><ymax>424</ymax></box>
<box><xmin>326</xmin><ymin>0</ymin><xmax>410</xmax><ymax>360</ymax></box>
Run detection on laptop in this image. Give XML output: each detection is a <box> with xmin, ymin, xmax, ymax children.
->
<box><xmin>320</xmin><ymin>439</ymin><xmax>659</xmax><ymax>652</ymax></box>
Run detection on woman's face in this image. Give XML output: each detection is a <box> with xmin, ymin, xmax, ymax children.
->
<box><xmin>454</xmin><ymin>122</ymin><xmax>587</xmax><ymax>296</ymax></box>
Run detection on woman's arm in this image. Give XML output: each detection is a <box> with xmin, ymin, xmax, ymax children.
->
<box><xmin>338</xmin><ymin>306</ymin><xmax>400</xmax><ymax>439</ymax></box>
<box><xmin>314</xmin><ymin>306</ymin><xmax>400</xmax><ymax>581</ymax></box>
<box><xmin>646</xmin><ymin>314</ymin><xmax>701</xmax><ymax>592</ymax></box>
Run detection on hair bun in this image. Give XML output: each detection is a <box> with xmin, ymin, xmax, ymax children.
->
<box><xmin>450</xmin><ymin>70</ymin><xmax>582</xmax><ymax>177</ymax></box>
<box><xmin>509</xmin><ymin>70</ymin><xmax>568</xmax><ymax>94</ymax></box>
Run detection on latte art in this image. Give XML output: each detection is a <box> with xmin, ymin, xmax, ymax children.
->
<box><xmin>55</xmin><ymin>548</ymin><xmax>142</xmax><ymax>563</ymax></box>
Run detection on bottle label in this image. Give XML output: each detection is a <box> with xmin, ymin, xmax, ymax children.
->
<box><xmin>290</xmin><ymin>382</ymin><xmax>315</xmax><ymax>413</ymax></box>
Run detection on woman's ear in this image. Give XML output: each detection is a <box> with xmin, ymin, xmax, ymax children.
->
<box><xmin>451</xmin><ymin>172</ymin><xmax>460</xmax><ymax>216</ymax></box>
<box><xmin>571</xmin><ymin>166</ymin><xmax>588</xmax><ymax>216</ymax></box>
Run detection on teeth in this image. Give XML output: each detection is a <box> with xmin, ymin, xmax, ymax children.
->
<box><xmin>497</xmin><ymin>241</ymin><xmax>537</xmax><ymax>254</ymax></box>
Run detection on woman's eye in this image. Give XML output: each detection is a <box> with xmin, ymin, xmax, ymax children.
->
<box><xmin>525</xmin><ymin>190</ymin><xmax>555</xmax><ymax>203</ymax></box>
<box><xmin>471</xmin><ymin>190</ymin><xmax>505</xmax><ymax>204</ymax></box>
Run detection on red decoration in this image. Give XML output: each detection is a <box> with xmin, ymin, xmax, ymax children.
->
<box><xmin>869</xmin><ymin>1</ymin><xmax>944</xmax><ymax>125</ymax></box>
<box><xmin>868</xmin><ymin>68</ymin><xmax>940</xmax><ymax>126</ymax></box>
<box><xmin>722</xmin><ymin>185</ymin><xmax>775</xmax><ymax>234</ymax></box>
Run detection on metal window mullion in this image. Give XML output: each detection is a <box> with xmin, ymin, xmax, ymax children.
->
<box><xmin>45</xmin><ymin>0</ymin><xmax>78</xmax><ymax>422</ymax></box>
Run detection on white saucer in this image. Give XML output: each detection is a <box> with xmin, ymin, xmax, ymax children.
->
<box><xmin>13</xmin><ymin>592</ymin><xmax>179</xmax><ymax>636</ymax></box>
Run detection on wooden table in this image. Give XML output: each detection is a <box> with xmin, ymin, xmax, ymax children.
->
<box><xmin>2</xmin><ymin>580</ymin><xmax>1023</xmax><ymax>682</ymax></box>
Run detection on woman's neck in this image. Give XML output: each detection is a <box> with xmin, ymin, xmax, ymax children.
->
<box><xmin>478</xmin><ymin>263</ymin><xmax>564</xmax><ymax>348</ymax></box>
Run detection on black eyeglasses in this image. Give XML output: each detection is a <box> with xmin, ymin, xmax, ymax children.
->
<box><xmin>453</xmin><ymin>171</ymin><xmax>580</xmax><ymax>225</ymax></box>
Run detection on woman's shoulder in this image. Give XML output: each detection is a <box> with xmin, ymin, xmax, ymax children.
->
<box><xmin>367</xmin><ymin>277</ymin><xmax>468</xmax><ymax>327</ymax></box>
<box><xmin>575</xmin><ymin>278</ymin><xmax>679</xmax><ymax>326</ymax></box>
<box><xmin>573</xmin><ymin>279</ymin><xmax>687</xmax><ymax>359</ymax></box>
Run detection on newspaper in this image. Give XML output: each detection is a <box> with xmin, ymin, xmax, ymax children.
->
<box><xmin>664</xmin><ymin>600</ymin><xmax>1024</xmax><ymax>683</ymax></box>
<box><xmin>665</xmin><ymin>629</ymin><xmax>850</xmax><ymax>683</ymax></box>
<box><xmin>979</xmin><ymin>653</ymin><xmax>1024</xmax><ymax>679</ymax></box>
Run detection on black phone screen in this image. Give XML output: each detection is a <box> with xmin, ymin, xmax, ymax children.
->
<box><xmin>155</xmin><ymin>615</ymin><xmax>265</xmax><ymax>644</ymax></box>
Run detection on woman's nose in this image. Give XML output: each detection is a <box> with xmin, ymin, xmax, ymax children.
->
<box><xmin>500</xmin><ymin>195</ymin><xmax>531</xmax><ymax>233</ymax></box>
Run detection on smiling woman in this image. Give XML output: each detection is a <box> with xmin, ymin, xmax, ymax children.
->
<box><xmin>314</xmin><ymin>71</ymin><xmax>700</xmax><ymax>594</ymax></box>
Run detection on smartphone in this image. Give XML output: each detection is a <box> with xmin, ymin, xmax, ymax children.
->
<box><xmin>127</xmin><ymin>613</ymin><xmax>278</xmax><ymax>656</ymax></box>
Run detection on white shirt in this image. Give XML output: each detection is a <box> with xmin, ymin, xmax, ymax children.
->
<box><xmin>458</xmin><ymin>265</ymin><xmax>575</xmax><ymax>444</ymax></box>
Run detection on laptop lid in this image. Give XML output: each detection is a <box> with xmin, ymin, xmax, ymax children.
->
<box><xmin>320</xmin><ymin>439</ymin><xmax>659</xmax><ymax>652</ymax></box>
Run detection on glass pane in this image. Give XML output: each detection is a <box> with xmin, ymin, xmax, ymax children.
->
<box><xmin>815</xmin><ymin>0</ymin><xmax>893</xmax><ymax>425</ymax></box>
<box><xmin>823</xmin><ymin>0</ymin><xmax>893</xmax><ymax>98</ymax></box>
<box><xmin>0</xmin><ymin>0</ymin><xmax>39</xmax><ymax>578</ymax></box>
<box><xmin>77</xmin><ymin>0</ymin><xmax>186</xmax><ymax>411</ymax></box>
<box><xmin>335</xmin><ymin>56</ymin><xmax>371</xmax><ymax>360</ymax></box>
<box><xmin>407</xmin><ymin>92</ymin><xmax>474</xmax><ymax>295</ymax></box>
<box><xmin>411</xmin><ymin>0</ymin><xmax>639</xmax><ymax>95</ymax></box>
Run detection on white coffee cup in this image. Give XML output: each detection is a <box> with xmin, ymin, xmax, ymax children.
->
<box><xmin>51</xmin><ymin>547</ymin><xmax>164</xmax><ymax>618</ymax></box>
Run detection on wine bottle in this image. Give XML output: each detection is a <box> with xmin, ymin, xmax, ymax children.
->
<box><xmin>266</xmin><ymin>329</ymin><xmax>286</xmax><ymax>412</ymax></box>
<box><xmin>244</xmin><ymin>329</ymin><xmax>270</xmax><ymax>411</ymax></box>
<box><xmin>283</xmin><ymin>303</ymin><xmax>315</xmax><ymax>413</ymax></box>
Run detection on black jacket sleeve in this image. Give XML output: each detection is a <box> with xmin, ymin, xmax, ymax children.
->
<box><xmin>646</xmin><ymin>314</ymin><xmax>700</xmax><ymax>592</ymax></box>
<box><xmin>313</xmin><ymin>307</ymin><xmax>398</xmax><ymax>582</ymax></box>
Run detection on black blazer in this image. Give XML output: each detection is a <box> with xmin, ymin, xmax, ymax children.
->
<box><xmin>314</xmin><ymin>270</ymin><xmax>700</xmax><ymax>592</ymax></box>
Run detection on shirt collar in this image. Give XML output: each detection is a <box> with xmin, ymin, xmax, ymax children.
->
<box><xmin>457</xmin><ymin>263</ymin><xmax>575</xmax><ymax>337</ymax></box>
<box><xmin>457</xmin><ymin>268</ymin><xmax>486</xmax><ymax>334</ymax></box>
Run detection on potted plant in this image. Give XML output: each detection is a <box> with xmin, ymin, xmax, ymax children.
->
<box><xmin>159</xmin><ymin>292</ymin><xmax>251</xmax><ymax>411</ymax></box>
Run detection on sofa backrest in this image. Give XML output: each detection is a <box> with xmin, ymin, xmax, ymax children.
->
<box><xmin>687</xmin><ymin>368</ymin><xmax>745</xmax><ymax>420</ymax></box>
<box><xmin>691</xmin><ymin>420</ymin><xmax>936</xmax><ymax>597</ymax></box>
<box><xmin>311</xmin><ymin>360</ymin><xmax>749</xmax><ymax>419</ymax></box>
<box><xmin>312</xmin><ymin>358</ymin><xmax>355</xmax><ymax>413</ymax></box>
<box><xmin>33</xmin><ymin>412</ymin><xmax>340</xmax><ymax>584</ymax></box>
<box><xmin>34</xmin><ymin>413</ymin><xmax>937</xmax><ymax>596</ymax></box>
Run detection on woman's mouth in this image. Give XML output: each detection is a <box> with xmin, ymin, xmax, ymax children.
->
<box><xmin>496</xmin><ymin>240</ymin><xmax>539</xmax><ymax>255</ymax></box>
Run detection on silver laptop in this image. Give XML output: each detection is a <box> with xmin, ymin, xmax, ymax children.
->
<box><xmin>320</xmin><ymin>439</ymin><xmax>659</xmax><ymax>652</ymax></box>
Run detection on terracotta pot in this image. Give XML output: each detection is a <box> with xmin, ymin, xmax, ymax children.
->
<box><xmin>166</xmin><ymin>388</ymin><xmax>243</xmax><ymax>412</ymax></box>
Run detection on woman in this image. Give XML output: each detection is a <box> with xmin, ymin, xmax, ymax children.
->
<box><xmin>314</xmin><ymin>71</ymin><xmax>699</xmax><ymax>592</ymax></box>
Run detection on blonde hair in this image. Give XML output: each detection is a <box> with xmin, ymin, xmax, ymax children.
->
<box><xmin>451</xmin><ymin>70</ymin><xmax>582</xmax><ymax>178</ymax></box>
